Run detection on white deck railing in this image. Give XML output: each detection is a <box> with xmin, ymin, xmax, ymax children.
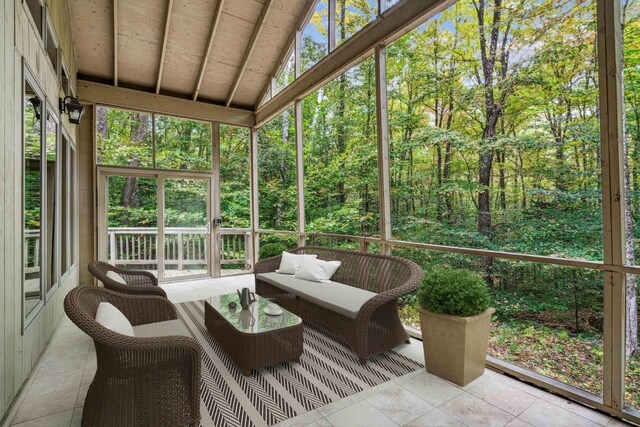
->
<box><xmin>24</xmin><ymin>229</ymin><xmax>41</xmax><ymax>274</ymax></box>
<box><xmin>107</xmin><ymin>227</ymin><xmax>251</xmax><ymax>270</ymax></box>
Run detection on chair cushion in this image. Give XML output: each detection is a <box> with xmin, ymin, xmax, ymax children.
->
<box><xmin>133</xmin><ymin>319</ymin><xmax>191</xmax><ymax>337</ymax></box>
<box><xmin>106</xmin><ymin>270</ymin><xmax>127</xmax><ymax>284</ymax></box>
<box><xmin>257</xmin><ymin>272</ymin><xmax>377</xmax><ymax>319</ymax></box>
<box><xmin>294</xmin><ymin>258</ymin><xmax>341</xmax><ymax>282</ymax></box>
<box><xmin>276</xmin><ymin>251</ymin><xmax>317</xmax><ymax>275</ymax></box>
<box><xmin>95</xmin><ymin>302</ymin><xmax>134</xmax><ymax>336</ymax></box>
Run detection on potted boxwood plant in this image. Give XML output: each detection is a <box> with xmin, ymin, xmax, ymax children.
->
<box><xmin>416</xmin><ymin>268</ymin><xmax>495</xmax><ymax>386</ymax></box>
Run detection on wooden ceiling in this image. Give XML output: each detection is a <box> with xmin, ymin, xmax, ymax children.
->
<box><xmin>69</xmin><ymin>0</ymin><xmax>309</xmax><ymax>110</ymax></box>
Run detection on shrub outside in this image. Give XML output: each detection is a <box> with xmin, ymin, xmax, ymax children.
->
<box><xmin>259</xmin><ymin>243</ymin><xmax>287</xmax><ymax>260</ymax></box>
<box><xmin>417</xmin><ymin>268</ymin><xmax>491</xmax><ymax>317</ymax></box>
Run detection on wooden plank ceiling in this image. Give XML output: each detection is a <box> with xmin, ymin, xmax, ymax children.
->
<box><xmin>69</xmin><ymin>0</ymin><xmax>307</xmax><ymax>110</ymax></box>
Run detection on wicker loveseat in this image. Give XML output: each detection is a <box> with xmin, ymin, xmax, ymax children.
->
<box><xmin>64</xmin><ymin>285</ymin><xmax>201</xmax><ymax>427</ymax></box>
<box><xmin>255</xmin><ymin>246</ymin><xmax>423</xmax><ymax>364</ymax></box>
<box><xmin>89</xmin><ymin>261</ymin><xmax>167</xmax><ymax>297</ymax></box>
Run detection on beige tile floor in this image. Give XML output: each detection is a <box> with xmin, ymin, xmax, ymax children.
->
<box><xmin>4</xmin><ymin>274</ymin><xmax>633</xmax><ymax>427</ymax></box>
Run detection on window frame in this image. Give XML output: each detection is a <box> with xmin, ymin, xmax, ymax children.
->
<box><xmin>44</xmin><ymin>100</ymin><xmax>61</xmax><ymax>301</ymax></box>
<box><xmin>22</xmin><ymin>0</ymin><xmax>45</xmax><ymax>42</ymax></box>
<box><xmin>22</xmin><ymin>62</ymin><xmax>46</xmax><ymax>330</ymax></box>
<box><xmin>44</xmin><ymin>8</ymin><xmax>60</xmax><ymax>77</ymax></box>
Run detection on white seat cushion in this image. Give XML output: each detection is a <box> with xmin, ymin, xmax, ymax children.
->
<box><xmin>133</xmin><ymin>319</ymin><xmax>191</xmax><ymax>337</ymax></box>
<box><xmin>257</xmin><ymin>272</ymin><xmax>376</xmax><ymax>319</ymax></box>
<box><xmin>106</xmin><ymin>270</ymin><xmax>127</xmax><ymax>284</ymax></box>
<box><xmin>95</xmin><ymin>302</ymin><xmax>134</xmax><ymax>336</ymax></box>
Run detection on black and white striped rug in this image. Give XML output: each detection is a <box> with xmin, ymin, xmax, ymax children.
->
<box><xmin>176</xmin><ymin>300</ymin><xmax>423</xmax><ymax>427</ymax></box>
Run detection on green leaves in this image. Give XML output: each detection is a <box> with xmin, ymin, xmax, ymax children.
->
<box><xmin>417</xmin><ymin>268</ymin><xmax>491</xmax><ymax>317</ymax></box>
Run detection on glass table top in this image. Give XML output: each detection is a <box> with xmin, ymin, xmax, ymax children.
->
<box><xmin>206</xmin><ymin>293</ymin><xmax>301</xmax><ymax>334</ymax></box>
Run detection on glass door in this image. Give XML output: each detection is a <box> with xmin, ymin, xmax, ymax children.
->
<box><xmin>97</xmin><ymin>169</ymin><xmax>212</xmax><ymax>281</ymax></box>
<box><xmin>160</xmin><ymin>177</ymin><xmax>211</xmax><ymax>280</ymax></box>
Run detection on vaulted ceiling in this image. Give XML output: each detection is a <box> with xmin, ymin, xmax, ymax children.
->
<box><xmin>69</xmin><ymin>0</ymin><xmax>309</xmax><ymax>110</ymax></box>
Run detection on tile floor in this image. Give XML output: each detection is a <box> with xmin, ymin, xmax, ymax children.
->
<box><xmin>3</xmin><ymin>275</ymin><xmax>633</xmax><ymax>427</ymax></box>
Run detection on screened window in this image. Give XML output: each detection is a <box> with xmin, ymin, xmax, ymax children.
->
<box><xmin>258</xmin><ymin>108</ymin><xmax>297</xmax><ymax>231</ymax></box>
<box><xmin>335</xmin><ymin>0</ymin><xmax>377</xmax><ymax>46</ymax></box>
<box><xmin>303</xmin><ymin>57</ymin><xmax>378</xmax><ymax>236</ymax></box>
<box><xmin>220</xmin><ymin>125</ymin><xmax>251</xmax><ymax>228</ymax></box>
<box><xmin>96</xmin><ymin>107</ymin><xmax>153</xmax><ymax>168</ymax></box>
<box><xmin>46</xmin><ymin>18</ymin><xmax>58</xmax><ymax>72</ymax></box>
<box><xmin>274</xmin><ymin>49</ymin><xmax>295</xmax><ymax>95</ymax></box>
<box><xmin>155</xmin><ymin>115</ymin><xmax>212</xmax><ymax>171</ymax></box>
<box><xmin>301</xmin><ymin>0</ymin><xmax>328</xmax><ymax>74</ymax></box>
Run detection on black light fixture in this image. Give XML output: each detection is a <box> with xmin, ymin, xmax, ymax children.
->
<box><xmin>60</xmin><ymin>96</ymin><xmax>85</xmax><ymax>125</ymax></box>
<box><xmin>28</xmin><ymin>97</ymin><xmax>41</xmax><ymax>120</ymax></box>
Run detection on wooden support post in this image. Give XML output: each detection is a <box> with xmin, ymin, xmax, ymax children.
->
<box><xmin>212</xmin><ymin>122</ymin><xmax>221</xmax><ymax>278</ymax></box>
<box><xmin>295</xmin><ymin>100</ymin><xmax>306</xmax><ymax>247</ymax></box>
<box><xmin>250</xmin><ymin>127</ymin><xmax>260</xmax><ymax>266</ymax></box>
<box><xmin>375</xmin><ymin>45</ymin><xmax>391</xmax><ymax>255</ymax></box>
<box><xmin>597</xmin><ymin>0</ymin><xmax>626</xmax><ymax>410</ymax></box>
<box><xmin>328</xmin><ymin>0</ymin><xmax>336</xmax><ymax>52</ymax></box>
<box><xmin>113</xmin><ymin>0</ymin><xmax>119</xmax><ymax>86</ymax></box>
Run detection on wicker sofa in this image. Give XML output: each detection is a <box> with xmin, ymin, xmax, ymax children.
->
<box><xmin>255</xmin><ymin>246</ymin><xmax>424</xmax><ymax>364</ymax></box>
<box><xmin>64</xmin><ymin>285</ymin><xmax>201</xmax><ymax>427</ymax></box>
<box><xmin>89</xmin><ymin>261</ymin><xmax>167</xmax><ymax>297</ymax></box>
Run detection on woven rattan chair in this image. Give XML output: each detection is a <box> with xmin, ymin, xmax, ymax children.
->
<box><xmin>255</xmin><ymin>246</ymin><xmax>424</xmax><ymax>364</ymax></box>
<box><xmin>89</xmin><ymin>261</ymin><xmax>167</xmax><ymax>297</ymax></box>
<box><xmin>64</xmin><ymin>285</ymin><xmax>201</xmax><ymax>427</ymax></box>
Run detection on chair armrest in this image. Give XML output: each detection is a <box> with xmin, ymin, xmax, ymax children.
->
<box><xmin>105</xmin><ymin>280</ymin><xmax>167</xmax><ymax>298</ymax></box>
<box><xmin>104</xmin><ymin>292</ymin><xmax>178</xmax><ymax>326</ymax></box>
<box><xmin>254</xmin><ymin>255</ymin><xmax>282</xmax><ymax>274</ymax></box>
<box><xmin>115</xmin><ymin>267</ymin><xmax>159</xmax><ymax>287</ymax></box>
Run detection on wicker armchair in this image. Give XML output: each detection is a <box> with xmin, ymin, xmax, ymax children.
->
<box><xmin>255</xmin><ymin>246</ymin><xmax>424</xmax><ymax>364</ymax></box>
<box><xmin>89</xmin><ymin>261</ymin><xmax>167</xmax><ymax>297</ymax></box>
<box><xmin>64</xmin><ymin>285</ymin><xmax>201</xmax><ymax>427</ymax></box>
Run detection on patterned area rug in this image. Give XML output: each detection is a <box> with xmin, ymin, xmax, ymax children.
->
<box><xmin>176</xmin><ymin>300</ymin><xmax>424</xmax><ymax>427</ymax></box>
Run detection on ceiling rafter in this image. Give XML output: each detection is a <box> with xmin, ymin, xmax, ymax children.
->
<box><xmin>225</xmin><ymin>0</ymin><xmax>275</xmax><ymax>107</ymax></box>
<box><xmin>192</xmin><ymin>0</ymin><xmax>226</xmax><ymax>101</ymax></box>
<box><xmin>114</xmin><ymin>0</ymin><xmax>119</xmax><ymax>86</ymax></box>
<box><xmin>156</xmin><ymin>0</ymin><xmax>175</xmax><ymax>94</ymax></box>
<box><xmin>254</xmin><ymin>0</ymin><xmax>317</xmax><ymax>109</ymax></box>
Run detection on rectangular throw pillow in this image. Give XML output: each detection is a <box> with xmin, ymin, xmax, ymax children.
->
<box><xmin>294</xmin><ymin>257</ymin><xmax>341</xmax><ymax>282</ymax></box>
<box><xmin>106</xmin><ymin>270</ymin><xmax>127</xmax><ymax>285</ymax></box>
<box><xmin>95</xmin><ymin>302</ymin><xmax>134</xmax><ymax>336</ymax></box>
<box><xmin>276</xmin><ymin>251</ymin><xmax>318</xmax><ymax>275</ymax></box>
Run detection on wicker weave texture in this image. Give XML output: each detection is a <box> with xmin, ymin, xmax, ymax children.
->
<box><xmin>64</xmin><ymin>286</ymin><xmax>201</xmax><ymax>427</ymax></box>
<box><xmin>89</xmin><ymin>261</ymin><xmax>167</xmax><ymax>297</ymax></box>
<box><xmin>204</xmin><ymin>302</ymin><xmax>303</xmax><ymax>376</ymax></box>
<box><xmin>255</xmin><ymin>247</ymin><xmax>424</xmax><ymax>364</ymax></box>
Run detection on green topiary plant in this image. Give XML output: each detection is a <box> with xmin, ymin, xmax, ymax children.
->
<box><xmin>259</xmin><ymin>243</ymin><xmax>287</xmax><ymax>260</ymax></box>
<box><xmin>417</xmin><ymin>268</ymin><xmax>491</xmax><ymax>317</ymax></box>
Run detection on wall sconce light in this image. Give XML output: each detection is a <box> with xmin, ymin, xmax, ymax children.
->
<box><xmin>60</xmin><ymin>96</ymin><xmax>85</xmax><ymax>125</ymax></box>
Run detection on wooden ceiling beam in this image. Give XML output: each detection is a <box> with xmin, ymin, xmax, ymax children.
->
<box><xmin>255</xmin><ymin>0</ymin><xmax>317</xmax><ymax>109</ymax></box>
<box><xmin>114</xmin><ymin>0</ymin><xmax>119</xmax><ymax>86</ymax></box>
<box><xmin>255</xmin><ymin>0</ymin><xmax>455</xmax><ymax>126</ymax></box>
<box><xmin>156</xmin><ymin>0</ymin><xmax>175</xmax><ymax>94</ymax></box>
<box><xmin>192</xmin><ymin>0</ymin><xmax>226</xmax><ymax>101</ymax></box>
<box><xmin>78</xmin><ymin>80</ymin><xmax>255</xmax><ymax>127</ymax></box>
<box><xmin>225</xmin><ymin>0</ymin><xmax>274</xmax><ymax>107</ymax></box>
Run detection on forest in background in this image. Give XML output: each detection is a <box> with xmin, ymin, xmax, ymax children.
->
<box><xmin>90</xmin><ymin>0</ymin><xmax>640</xmax><ymax>407</ymax></box>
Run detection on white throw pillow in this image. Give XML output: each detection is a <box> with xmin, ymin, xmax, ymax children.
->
<box><xmin>95</xmin><ymin>302</ymin><xmax>134</xmax><ymax>336</ymax></box>
<box><xmin>294</xmin><ymin>257</ymin><xmax>341</xmax><ymax>282</ymax></box>
<box><xmin>276</xmin><ymin>251</ymin><xmax>317</xmax><ymax>275</ymax></box>
<box><xmin>106</xmin><ymin>270</ymin><xmax>127</xmax><ymax>285</ymax></box>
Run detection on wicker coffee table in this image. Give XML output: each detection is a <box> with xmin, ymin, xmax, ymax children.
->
<box><xmin>204</xmin><ymin>293</ymin><xmax>303</xmax><ymax>376</ymax></box>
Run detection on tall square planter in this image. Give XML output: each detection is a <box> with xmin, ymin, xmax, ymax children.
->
<box><xmin>417</xmin><ymin>307</ymin><xmax>495</xmax><ymax>386</ymax></box>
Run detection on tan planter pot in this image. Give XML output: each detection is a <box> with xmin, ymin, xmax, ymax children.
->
<box><xmin>417</xmin><ymin>306</ymin><xmax>496</xmax><ymax>386</ymax></box>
